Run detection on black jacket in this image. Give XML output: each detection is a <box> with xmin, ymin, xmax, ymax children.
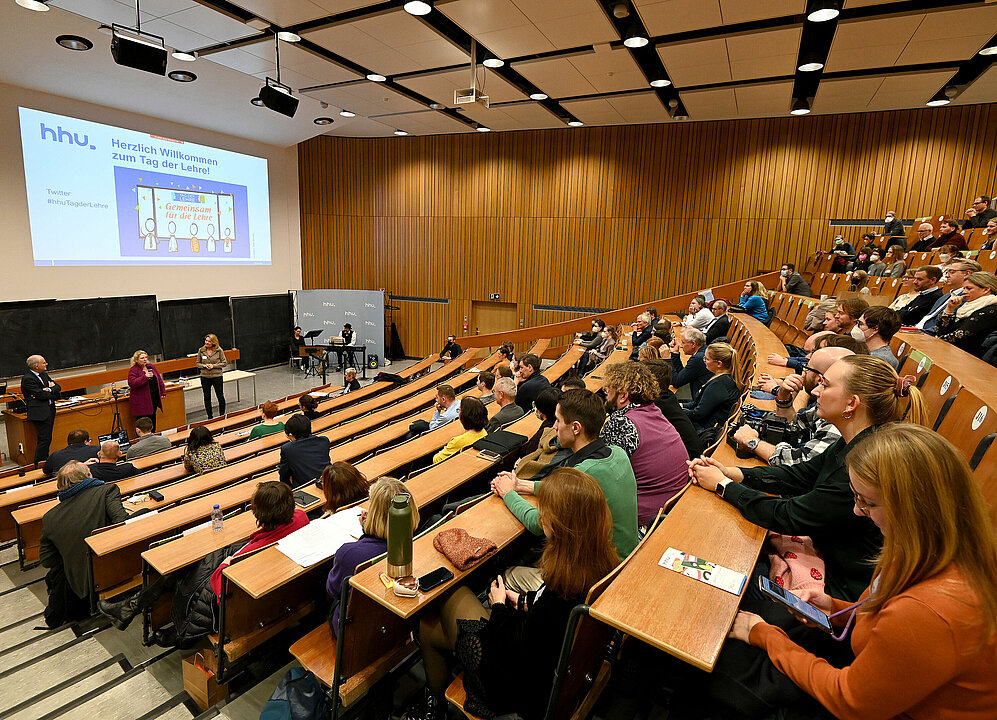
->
<box><xmin>629</xmin><ymin>327</ymin><xmax>653</xmax><ymax>360</ymax></box>
<box><xmin>21</xmin><ymin>369</ymin><xmax>61</xmax><ymax>422</ymax></box>
<box><xmin>43</xmin><ymin>443</ymin><xmax>100</xmax><ymax>476</ymax></box>
<box><xmin>515</xmin><ymin>373</ymin><xmax>551</xmax><ymax>413</ymax></box>
<box><xmin>684</xmin><ymin>374</ymin><xmax>740</xmax><ymax>431</ymax></box>
<box><xmin>936</xmin><ymin>305</ymin><xmax>997</xmax><ymax>358</ymax></box>
<box><xmin>441</xmin><ymin>340</ymin><xmax>462</xmax><ymax>359</ymax></box>
<box><xmin>670</xmin><ymin>347</ymin><xmax>711</xmax><ymax>396</ymax></box>
<box><xmin>278</xmin><ymin>434</ymin><xmax>332</xmax><ymax>487</ymax></box>
<box><xmin>654</xmin><ymin>390</ymin><xmax>704</xmax><ymax>459</ymax></box>
<box><xmin>704</xmin><ymin>315</ymin><xmax>732</xmax><ymax>345</ymax></box>
<box><xmin>896</xmin><ymin>287</ymin><xmax>943</xmax><ymax>326</ymax></box>
<box><xmin>89</xmin><ymin>461</ymin><xmax>139</xmax><ymax>482</ymax></box>
<box><xmin>172</xmin><ymin>542</ymin><xmax>244</xmax><ymax>646</ymax></box>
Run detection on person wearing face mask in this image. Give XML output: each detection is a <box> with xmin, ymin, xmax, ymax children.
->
<box><xmin>825</xmin><ymin>235</ymin><xmax>855</xmax><ymax>272</ymax></box>
<box><xmin>935</xmin><ymin>243</ymin><xmax>961</xmax><ymax>273</ymax></box>
<box><xmin>882</xmin><ymin>211</ymin><xmax>906</xmax><ymax>247</ymax></box>
<box><xmin>935</xmin><ymin>272</ymin><xmax>997</xmax><ymax>357</ymax></box>
<box><xmin>574</xmin><ymin>318</ymin><xmax>607</xmax><ymax>374</ymax></box>
<box><xmin>846</xmin><ymin>270</ymin><xmax>871</xmax><ymax>294</ymax></box>
<box><xmin>854</xmin><ymin>306</ymin><xmax>901</xmax><ymax>369</ymax></box>
<box><xmin>833</xmin><ymin>297</ymin><xmax>869</xmax><ymax>337</ymax></box>
<box><xmin>925</xmin><ymin>218</ymin><xmax>967</xmax><ymax>250</ymax></box>
<box><xmin>777</xmin><ymin>263</ymin><xmax>811</xmax><ymax>296</ymax></box>
<box><xmin>866</xmin><ymin>251</ymin><xmax>886</xmax><ymax>276</ymax></box>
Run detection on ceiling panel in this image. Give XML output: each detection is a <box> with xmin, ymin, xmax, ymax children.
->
<box><xmin>229</xmin><ymin>0</ymin><xmax>331</xmax><ymax>26</ymax></box>
<box><xmin>208</xmin><ymin>48</ymin><xmax>275</xmax><ymax>76</ymax></box>
<box><xmin>514</xmin><ymin>46</ymin><xmax>647</xmax><ymax>99</ymax></box>
<box><xmin>634</xmin><ymin>0</ymin><xmax>723</xmax><ymax>37</ymax></box>
<box><xmin>812</xmin><ymin>76</ymin><xmax>885</xmax><ymax>114</ymax></box>
<box><xmin>679</xmin><ymin>87</ymin><xmax>738</xmax><ymax>119</ymax></box>
<box><xmin>309</xmin><ymin>82</ymin><xmax>429</xmax><ymax>118</ymax></box>
<box><xmin>126</xmin><ymin>0</ymin><xmax>200</xmax><ymax>19</ymax></box>
<box><xmin>440</xmin><ymin>0</ymin><xmax>556</xmax><ymax>58</ymax></box>
<box><xmin>320</xmin><ymin>115</ymin><xmax>396</xmax><ymax>137</ymax></box>
<box><xmin>512</xmin><ymin>0</ymin><xmax>618</xmax><ymax>49</ymax></box>
<box><xmin>397</xmin><ymin>69</ymin><xmax>527</xmax><ymax>108</ymax></box>
<box><xmin>658</xmin><ymin>38</ymin><xmax>732</xmax><ymax>87</ymax></box>
<box><xmin>866</xmin><ymin>71</ymin><xmax>956</xmax><ymax>112</ymax></box>
<box><xmin>561</xmin><ymin>94</ymin><xmax>671</xmax><ymax>125</ymax></box>
<box><xmin>824</xmin><ymin>15</ymin><xmax>922</xmax><ymax>73</ymax></box>
<box><xmin>719</xmin><ymin>0</ymin><xmax>804</xmax><ymax>25</ymax></box>
<box><xmin>51</xmin><ymin>0</ymin><xmax>154</xmax><ymax>27</ymax></box>
<box><xmin>559</xmin><ymin>98</ymin><xmax>627</xmax><ymax>125</ymax></box>
<box><xmin>458</xmin><ymin>102</ymin><xmax>565</xmax><ymax>131</ymax></box>
<box><xmin>387</xmin><ymin>110</ymin><xmax>475</xmax><ymax>135</ymax></box>
<box><xmin>726</xmin><ymin>28</ymin><xmax>801</xmax><ymax>81</ymax></box>
<box><xmin>733</xmin><ymin>81</ymin><xmax>794</xmax><ymax>116</ymax></box>
<box><xmin>159</xmin><ymin>4</ymin><xmax>257</xmax><ymax>44</ymax></box>
<box><xmin>952</xmin><ymin>65</ymin><xmax>997</xmax><ymax>106</ymax></box>
<box><xmin>141</xmin><ymin>17</ymin><xmax>215</xmax><ymax>53</ymax></box>
<box><xmin>895</xmin><ymin>5</ymin><xmax>997</xmax><ymax>66</ymax></box>
<box><xmin>278</xmin><ymin>45</ymin><xmax>362</xmax><ymax>86</ymax></box>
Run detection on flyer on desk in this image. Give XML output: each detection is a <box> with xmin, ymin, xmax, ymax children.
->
<box><xmin>658</xmin><ymin>547</ymin><xmax>748</xmax><ymax>595</ymax></box>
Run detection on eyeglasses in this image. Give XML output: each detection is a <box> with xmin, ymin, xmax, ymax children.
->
<box><xmin>851</xmin><ymin>490</ymin><xmax>878</xmax><ymax>514</ymax></box>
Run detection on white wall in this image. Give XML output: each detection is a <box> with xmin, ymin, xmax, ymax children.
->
<box><xmin>0</xmin><ymin>82</ymin><xmax>301</xmax><ymax>303</ymax></box>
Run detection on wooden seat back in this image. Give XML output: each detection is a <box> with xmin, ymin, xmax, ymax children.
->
<box><xmin>934</xmin><ymin>390</ymin><xmax>997</xmax><ymax>468</ymax></box>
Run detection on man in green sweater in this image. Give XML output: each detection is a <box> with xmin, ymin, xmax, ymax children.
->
<box><xmin>492</xmin><ymin>389</ymin><xmax>638</xmax><ymax>591</ymax></box>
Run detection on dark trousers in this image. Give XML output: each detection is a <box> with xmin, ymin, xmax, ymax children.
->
<box><xmin>44</xmin><ymin>564</ymin><xmax>91</xmax><ymax>628</ymax></box>
<box><xmin>201</xmin><ymin>376</ymin><xmax>226</xmax><ymax>418</ymax></box>
<box><xmin>32</xmin><ymin>411</ymin><xmax>56</xmax><ymax>464</ymax></box>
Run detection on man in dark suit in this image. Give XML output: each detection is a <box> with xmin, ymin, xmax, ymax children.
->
<box><xmin>704</xmin><ymin>301</ymin><xmax>733</xmax><ymax>344</ymax></box>
<box><xmin>514</xmin><ymin>354</ymin><xmax>551</xmax><ymax>412</ymax></box>
<box><xmin>277</xmin><ymin>413</ymin><xmax>331</xmax><ymax>488</ymax></box>
<box><xmin>896</xmin><ymin>266</ymin><xmax>943</xmax><ymax>326</ymax></box>
<box><xmin>22</xmin><ymin>355</ymin><xmax>61</xmax><ymax>465</ymax></box>
<box><xmin>87</xmin><ymin>441</ymin><xmax>139</xmax><ymax>482</ymax></box>
<box><xmin>43</xmin><ymin>429</ymin><xmax>99</xmax><ymax>476</ymax></box>
<box><xmin>668</xmin><ymin>328</ymin><xmax>712</xmax><ymax>396</ymax></box>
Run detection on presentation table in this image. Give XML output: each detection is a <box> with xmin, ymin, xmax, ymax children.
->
<box><xmin>2</xmin><ymin>383</ymin><xmax>185</xmax><ymax>466</ymax></box>
<box><xmin>182</xmin><ymin>369</ymin><xmax>257</xmax><ymax>407</ymax></box>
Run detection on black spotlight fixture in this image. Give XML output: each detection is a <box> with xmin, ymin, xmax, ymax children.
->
<box><xmin>111</xmin><ymin>24</ymin><xmax>168</xmax><ymax>75</ymax></box>
<box><xmin>56</xmin><ymin>34</ymin><xmax>93</xmax><ymax>51</ymax></box>
<box><xmin>168</xmin><ymin>69</ymin><xmax>196</xmax><ymax>82</ymax></box>
<box><xmin>250</xmin><ymin>97</ymin><xmax>265</xmax><ymax>107</ymax></box>
<box><xmin>257</xmin><ymin>32</ymin><xmax>299</xmax><ymax>117</ymax></box>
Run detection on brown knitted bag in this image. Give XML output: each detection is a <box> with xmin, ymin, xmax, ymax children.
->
<box><xmin>432</xmin><ymin>528</ymin><xmax>498</xmax><ymax>570</ymax></box>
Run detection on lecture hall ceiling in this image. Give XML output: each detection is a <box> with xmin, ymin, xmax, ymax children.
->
<box><xmin>3</xmin><ymin>0</ymin><xmax>996</xmax><ymax>144</ymax></box>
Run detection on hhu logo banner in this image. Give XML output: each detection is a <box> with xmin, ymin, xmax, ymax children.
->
<box><xmin>295</xmin><ymin>289</ymin><xmax>385</xmax><ymax>369</ymax></box>
<box><xmin>39</xmin><ymin>123</ymin><xmax>97</xmax><ymax>150</ymax></box>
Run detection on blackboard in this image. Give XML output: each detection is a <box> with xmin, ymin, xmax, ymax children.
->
<box><xmin>232</xmin><ymin>293</ymin><xmax>293</xmax><ymax>369</ymax></box>
<box><xmin>158</xmin><ymin>297</ymin><xmax>233</xmax><ymax>361</ymax></box>
<box><xmin>0</xmin><ymin>296</ymin><xmax>162</xmax><ymax>378</ymax></box>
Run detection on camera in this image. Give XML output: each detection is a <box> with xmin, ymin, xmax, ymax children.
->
<box><xmin>726</xmin><ymin>404</ymin><xmax>800</xmax><ymax>458</ymax></box>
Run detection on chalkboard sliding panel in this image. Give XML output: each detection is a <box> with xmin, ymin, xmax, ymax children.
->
<box><xmin>158</xmin><ymin>297</ymin><xmax>233</xmax><ymax>362</ymax></box>
<box><xmin>231</xmin><ymin>293</ymin><xmax>292</xmax><ymax>370</ymax></box>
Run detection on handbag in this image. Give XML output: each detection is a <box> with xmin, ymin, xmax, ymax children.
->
<box><xmin>471</xmin><ymin>430</ymin><xmax>527</xmax><ymax>455</ymax></box>
<box><xmin>259</xmin><ymin>667</ymin><xmax>329</xmax><ymax>720</ymax></box>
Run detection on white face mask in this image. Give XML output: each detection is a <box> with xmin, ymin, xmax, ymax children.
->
<box><xmin>850</xmin><ymin>325</ymin><xmax>868</xmax><ymax>342</ymax></box>
<box><xmin>884</xmin><ymin>217</ymin><xmax>892</xmax><ymax>223</ymax></box>
<box><xmin>870</xmin><ymin>256</ymin><xmax>880</xmax><ymax>263</ymax></box>
<box><xmin>780</xmin><ymin>269</ymin><xmax>789</xmax><ymax>277</ymax></box>
<box><xmin>939</xmin><ymin>254</ymin><xmax>951</xmax><ymax>263</ymax></box>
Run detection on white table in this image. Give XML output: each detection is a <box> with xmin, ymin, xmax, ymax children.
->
<box><xmin>183</xmin><ymin>370</ymin><xmax>257</xmax><ymax>407</ymax></box>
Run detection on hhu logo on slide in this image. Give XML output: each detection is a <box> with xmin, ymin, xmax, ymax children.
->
<box><xmin>40</xmin><ymin>123</ymin><xmax>96</xmax><ymax>150</ymax></box>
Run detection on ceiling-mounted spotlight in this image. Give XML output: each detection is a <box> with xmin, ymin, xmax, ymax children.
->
<box><xmin>790</xmin><ymin>97</ymin><xmax>811</xmax><ymax>115</ymax></box>
<box><xmin>276</xmin><ymin>31</ymin><xmax>300</xmax><ymax>42</ymax></box>
<box><xmin>612</xmin><ymin>3</ymin><xmax>629</xmax><ymax>19</ymax></box>
<box><xmin>805</xmin><ymin>0</ymin><xmax>840</xmax><ymax>23</ymax></box>
<box><xmin>314</xmin><ymin>117</ymin><xmax>334</xmax><ymax>125</ymax></box>
<box><xmin>320</xmin><ymin>101</ymin><xmax>329</xmax><ymax>109</ymax></box>
<box><xmin>482</xmin><ymin>55</ymin><xmax>504</xmax><ymax>69</ymax></box>
<box><xmin>168</xmin><ymin>69</ymin><xmax>196</xmax><ymax>82</ymax></box>
<box><xmin>944</xmin><ymin>85</ymin><xmax>959</xmax><ymax>99</ymax></box>
<box><xmin>15</xmin><ymin>0</ymin><xmax>50</xmax><ymax>10</ymax></box>
<box><xmin>529</xmin><ymin>91</ymin><xmax>548</xmax><ymax>101</ymax></box>
<box><xmin>367</xmin><ymin>73</ymin><xmax>387</xmax><ymax>82</ymax></box>
<box><xmin>623</xmin><ymin>26</ymin><xmax>649</xmax><ymax>48</ymax></box>
<box><xmin>567</xmin><ymin>119</ymin><xmax>584</xmax><ymax>127</ymax></box>
<box><xmin>111</xmin><ymin>24</ymin><xmax>168</xmax><ymax>75</ymax></box>
<box><xmin>925</xmin><ymin>93</ymin><xmax>950</xmax><ymax>107</ymax></box>
<box><xmin>259</xmin><ymin>77</ymin><xmax>298</xmax><ymax>117</ymax></box>
<box><xmin>340</xmin><ymin>109</ymin><xmax>356</xmax><ymax>117</ymax></box>
<box><xmin>403</xmin><ymin>0</ymin><xmax>432</xmax><ymax>16</ymax></box>
<box><xmin>650</xmin><ymin>78</ymin><xmax>671</xmax><ymax>88</ymax></box>
<box><xmin>476</xmin><ymin>125</ymin><xmax>491</xmax><ymax>132</ymax></box>
<box><xmin>980</xmin><ymin>41</ymin><xmax>997</xmax><ymax>56</ymax></box>
<box><xmin>56</xmin><ymin>35</ymin><xmax>93</xmax><ymax>51</ymax></box>
<box><xmin>171</xmin><ymin>49</ymin><xmax>196</xmax><ymax>61</ymax></box>
<box><xmin>797</xmin><ymin>51</ymin><xmax>824</xmax><ymax>72</ymax></box>
<box><xmin>250</xmin><ymin>97</ymin><xmax>265</xmax><ymax>106</ymax></box>
<box><xmin>394</xmin><ymin>129</ymin><xmax>408</xmax><ymax>136</ymax></box>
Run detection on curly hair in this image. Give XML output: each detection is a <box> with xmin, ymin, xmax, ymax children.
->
<box><xmin>601</xmin><ymin>360</ymin><xmax>660</xmax><ymax>405</ymax></box>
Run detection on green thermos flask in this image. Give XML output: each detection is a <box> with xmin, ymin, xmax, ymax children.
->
<box><xmin>387</xmin><ymin>493</ymin><xmax>413</xmax><ymax>577</ymax></box>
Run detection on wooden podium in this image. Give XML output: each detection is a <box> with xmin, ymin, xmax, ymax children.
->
<box><xmin>3</xmin><ymin>384</ymin><xmax>186</xmax><ymax>466</ymax></box>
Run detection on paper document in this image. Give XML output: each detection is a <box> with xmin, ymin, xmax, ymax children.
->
<box><xmin>277</xmin><ymin>506</ymin><xmax>364</xmax><ymax>567</ymax></box>
<box><xmin>658</xmin><ymin>547</ymin><xmax>747</xmax><ymax>595</ymax></box>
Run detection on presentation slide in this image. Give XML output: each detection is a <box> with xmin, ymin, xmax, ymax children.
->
<box><xmin>18</xmin><ymin>107</ymin><xmax>271</xmax><ymax>266</ymax></box>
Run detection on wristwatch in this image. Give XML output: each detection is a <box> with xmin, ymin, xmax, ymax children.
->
<box><xmin>746</xmin><ymin>438</ymin><xmax>760</xmax><ymax>451</ymax></box>
<box><xmin>715</xmin><ymin>479</ymin><xmax>730</xmax><ymax>499</ymax></box>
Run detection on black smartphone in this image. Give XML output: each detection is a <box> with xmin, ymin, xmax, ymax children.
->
<box><xmin>149</xmin><ymin>490</ymin><xmax>164</xmax><ymax>502</ymax></box>
<box><xmin>757</xmin><ymin>576</ymin><xmax>833</xmax><ymax>633</ymax></box>
<box><xmin>418</xmin><ymin>567</ymin><xmax>455</xmax><ymax>592</ymax></box>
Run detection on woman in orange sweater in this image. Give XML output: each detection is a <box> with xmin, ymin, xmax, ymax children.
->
<box><xmin>729</xmin><ymin>424</ymin><xmax>997</xmax><ymax>720</ymax></box>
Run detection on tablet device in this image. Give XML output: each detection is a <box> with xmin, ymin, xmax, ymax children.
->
<box><xmin>758</xmin><ymin>576</ymin><xmax>833</xmax><ymax>633</ymax></box>
<box><xmin>293</xmin><ymin>490</ymin><xmax>319</xmax><ymax>507</ymax></box>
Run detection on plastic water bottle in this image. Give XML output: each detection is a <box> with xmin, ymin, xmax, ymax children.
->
<box><xmin>211</xmin><ymin>504</ymin><xmax>223</xmax><ymax>531</ymax></box>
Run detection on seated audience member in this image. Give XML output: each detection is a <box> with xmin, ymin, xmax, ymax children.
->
<box><xmin>725</xmin><ymin>425</ymin><xmax>997</xmax><ymax>720</ymax></box>
<box><xmin>41</xmin><ymin>461</ymin><xmax>128</xmax><ymax>626</ymax></box>
<box><xmin>573</xmin><ymin>318</ymin><xmax>606</xmax><ymax>353</ymax></box>
<box><xmin>637</xmin><ymin>345</ymin><xmax>660</xmax><ymax>363</ymax></box>
<box><xmin>559</xmin><ymin>376</ymin><xmax>586</xmax><ymax>392</ymax></box>
<box><xmin>736</xmin><ymin>281</ymin><xmax>771</xmax><ymax>322</ymax></box>
<box><xmin>126</xmin><ymin>417</ymin><xmax>172</xmax><ymax>460</ymax></box>
<box><xmin>936</xmin><ymin>271</ymin><xmax>997</xmax><ymax>357</ymax></box>
<box><xmin>653</xmin><ymin>317</ymin><xmax>673</xmax><ymax>345</ymax></box>
<box><xmin>342</xmin><ymin>368</ymin><xmax>361</xmax><ymax>394</ymax></box>
<box><xmin>99</xmin><ymin>481</ymin><xmax>308</xmax><ymax>647</ymax></box>
<box><xmin>888</xmin><ymin>269</ymin><xmax>918</xmax><ymax>311</ymax></box>
<box><xmin>925</xmin><ymin>218</ymin><xmax>967</xmax><ymax>250</ymax></box>
<box><xmin>777</xmin><ymin>264</ymin><xmax>811</xmax><ymax>296</ymax></box>
<box><xmin>600</xmin><ymin>362</ymin><xmax>690</xmax><ymax>527</ymax></box>
<box><xmin>704</xmin><ymin>300</ymin><xmax>732</xmax><ymax>344</ymax></box>
<box><xmin>326</xmin><ymin>477</ymin><xmax>417</xmax><ymax>637</ymax></box>
<box><xmin>277</xmin><ymin>413</ymin><xmax>331</xmax><ymax>487</ymax></box>
<box><xmin>433</xmin><ymin>397</ymin><xmax>488</xmax><ymax>463</ymax></box>
<box><xmin>803</xmin><ymin>298</ymin><xmax>839</xmax><ymax>332</ymax></box>
<box><xmin>577</xmin><ymin>324</ymin><xmax>617</xmax><ymax>375</ymax></box>
<box><xmin>882</xmin><ymin>210</ymin><xmax>905</xmax><ymax>243</ymax></box>
<box><xmin>641</xmin><ymin>359</ymin><xmax>703</xmax><ymax>460</ymax></box>
<box><xmin>832</xmin><ymin>297</ymin><xmax>869</xmax><ymax>337</ymax></box>
<box><xmin>852</xmin><ymin>244</ymin><xmax>873</xmax><ymax>273</ymax></box>
<box><xmin>514</xmin><ymin>354</ymin><xmax>550</xmax><ymax>412</ymax></box>
<box><xmin>629</xmin><ymin>313</ymin><xmax>654</xmax><ymax>360</ymax></box>
<box><xmin>824</xmin><ymin>235</ymin><xmax>855</xmax><ymax>272</ymax></box>
<box><xmin>935</xmin><ymin>243</ymin><xmax>962</xmax><ymax>274</ymax></box>
<box><xmin>766</xmin><ymin>330</ymin><xmax>833</xmax><ymax>374</ymax></box>
<box><xmin>319</xmin><ymin>461</ymin><xmax>369</xmax><ymax>517</ymax></box>
<box><xmin>855</xmin><ymin>306</ymin><xmax>902</xmax><ymax>369</ymax></box>
<box><xmin>682</xmin><ymin>296</ymin><xmax>714</xmax><ymax>331</ymax></box>
<box><xmin>248</xmin><ymin>400</ymin><xmax>285</xmax><ymax>439</ymax></box>
<box><xmin>493</xmin><ymin>389</ymin><xmax>638</xmax><ymax>566</ymax></box>
<box><xmin>494</xmin><ymin>364</ymin><xmax>514</xmax><ymax>380</ymax></box>
<box><xmin>510</xmin><ymin>353</ymin><xmax>523</xmax><ymax>380</ymax></box>
<box><xmin>881</xmin><ymin>244</ymin><xmax>907</xmax><ymax>277</ymax></box>
<box><xmin>668</xmin><ymin>327</ymin><xmax>711</xmax><ymax>396</ymax></box>
<box><xmin>847</xmin><ymin>269</ymin><xmax>871</xmax><ymax>294</ymax></box>
<box><xmin>915</xmin><ymin>258</ymin><xmax>981</xmax><ymax>334</ymax></box>
<box><xmin>513</xmin><ymin>387</ymin><xmax>567</xmax><ymax>478</ymax></box>
<box><xmin>963</xmin><ymin>194</ymin><xmax>997</xmax><ymax>229</ymax></box>
<box><xmin>909</xmin><ymin>222</ymin><xmax>937</xmax><ymax>252</ymax></box>
<box><xmin>690</xmin><ymin>354</ymin><xmax>928</xmax><ymax>602</ymax></box>
<box><xmin>980</xmin><ymin>216</ymin><xmax>997</xmax><ymax>250</ymax></box>
<box><xmin>413</xmin><ymin>469</ymin><xmax>618</xmax><ymax>720</ymax></box>
<box><xmin>497</xmin><ymin>342</ymin><xmax>514</xmax><ymax>364</ymax></box>
<box><xmin>182</xmin><ymin>426</ymin><xmax>227</xmax><ymax>475</ymax></box>
<box><xmin>476</xmin><ymin>370</ymin><xmax>495</xmax><ymax>404</ymax></box>
<box><xmin>894</xmin><ymin>265</ymin><xmax>943</xmax><ymax>325</ymax></box>
<box><xmin>866</xmin><ymin>250</ymin><xmax>886</xmax><ymax>277</ymax></box>
<box><xmin>89</xmin><ymin>441</ymin><xmax>139</xmax><ymax>481</ymax></box>
<box><xmin>298</xmin><ymin>393</ymin><xmax>321</xmax><ymax>421</ymax></box>
<box><xmin>409</xmin><ymin>384</ymin><xmax>460</xmax><ymax>436</ymax></box>
<box><xmin>682</xmin><ymin>342</ymin><xmax>742</xmax><ymax>438</ymax></box>
<box><xmin>440</xmin><ymin>334</ymin><xmax>462</xmax><ymax>360</ymax></box>
<box><xmin>44</xmin><ymin>429</ymin><xmax>99</xmax><ymax>476</ymax></box>
<box><xmin>733</xmin><ymin>347</ymin><xmax>851</xmax><ymax>466</ymax></box>
<box><xmin>485</xmin><ymin>377</ymin><xmax>525</xmax><ymax>432</ymax></box>
<box><xmin>646</xmin><ymin>306</ymin><xmax>662</xmax><ymax>329</ymax></box>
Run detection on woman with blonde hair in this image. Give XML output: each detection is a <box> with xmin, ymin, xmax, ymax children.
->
<box><xmin>407</xmin><ymin>468</ymin><xmax>618</xmax><ymax>720</ymax></box>
<box><xmin>936</xmin><ymin>271</ymin><xmax>997</xmax><ymax>357</ymax></box>
<box><xmin>682</xmin><ymin>342</ymin><xmax>743</xmax><ymax>437</ymax></box>
<box><xmin>882</xmin><ymin>244</ymin><xmax>906</xmax><ymax>278</ymax></box>
<box><xmin>728</xmin><ymin>424</ymin><xmax>997</xmax><ymax>719</ymax></box>
<box><xmin>196</xmin><ymin>333</ymin><xmax>227</xmax><ymax>419</ymax></box>
<box><xmin>127</xmin><ymin>349</ymin><xmax>167</xmax><ymax>431</ymax></box>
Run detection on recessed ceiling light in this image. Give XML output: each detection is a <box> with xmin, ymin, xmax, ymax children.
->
<box><xmin>403</xmin><ymin>0</ymin><xmax>432</xmax><ymax>16</ymax></box>
<box><xmin>428</xmin><ymin>103</ymin><xmax>442</xmax><ymax>110</ymax></box>
<box><xmin>367</xmin><ymin>73</ymin><xmax>387</xmax><ymax>82</ymax></box>
<box><xmin>394</xmin><ymin>129</ymin><xmax>408</xmax><ymax>136</ymax></box>
<box><xmin>56</xmin><ymin>35</ymin><xmax>93</xmax><ymax>51</ymax></box>
<box><xmin>314</xmin><ymin>117</ymin><xmax>334</xmax><ymax>125</ymax></box>
<box><xmin>806</xmin><ymin>0</ymin><xmax>840</xmax><ymax>22</ymax></box>
<box><xmin>650</xmin><ymin>78</ymin><xmax>671</xmax><ymax>88</ymax></box>
<box><xmin>623</xmin><ymin>27</ymin><xmax>649</xmax><ymax>48</ymax></box>
<box><xmin>529</xmin><ymin>92</ymin><xmax>548</xmax><ymax>101</ymax></box>
<box><xmin>567</xmin><ymin>120</ymin><xmax>583</xmax><ymax>127</ymax></box>
<box><xmin>339</xmin><ymin>109</ymin><xmax>356</xmax><ymax>117</ymax></box>
<box><xmin>171</xmin><ymin>50</ymin><xmax>196</xmax><ymax>61</ymax></box>
<box><xmin>790</xmin><ymin>97</ymin><xmax>811</xmax><ymax>115</ymax></box>
<box><xmin>979</xmin><ymin>43</ymin><xmax>997</xmax><ymax>56</ymax></box>
<box><xmin>277</xmin><ymin>31</ymin><xmax>301</xmax><ymax>42</ymax></box>
<box><xmin>476</xmin><ymin>125</ymin><xmax>491</xmax><ymax>132</ymax></box>
<box><xmin>168</xmin><ymin>69</ymin><xmax>196</xmax><ymax>82</ymax></box>
<box><xmin>925</xmin><ymin>98</ymin><xmax>950</xmax><ymax>107</ymax></box>
<box><xmin>15</xmin><ymin>0</ymin><xmax>49</xmax><ymax>11</ymax></box>
<box><xmin>798</xmin><ymin>60</ymin><xmax>824</xmax><ymax>72</ymax></box>
<box><xmin>482</xmin><ymin>56</ymin><xmax>504</xmax><ymax>69</ymax></box>
<box><xmin>251</xmin><ymin>97</ymin><xmax>265</xmax><ymax>106</ymax></box>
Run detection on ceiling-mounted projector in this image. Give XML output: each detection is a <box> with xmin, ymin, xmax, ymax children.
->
<box><xmin>110</xmin><ymin>24</ymin><xmax>167</xmax><ymax>76</ymax></box>
<box><xmin>454</xmin><ymin>87</ymin><xmax>489</xmax><ymax>108</ymax></box>
<box><xmin>259</xmin><ymin>77</ymin><xmax>299</xmax><ymax>118</ymax></box>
